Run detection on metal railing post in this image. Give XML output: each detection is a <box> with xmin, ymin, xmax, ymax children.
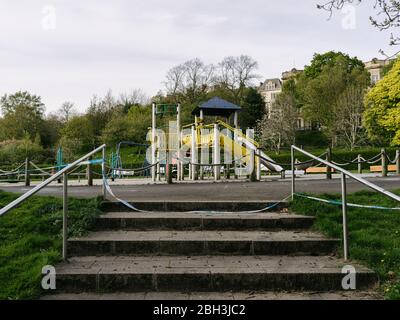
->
<box><xmin>291</xmin><ymin>146</ymin><xmax>295</xmax><ymax>200</ymax></box>
<box><xmin>341</xmin><ymin>172</ymin><xmax>349</xmax><ymax>261</ymax></box>
<box><xmin>102</xmin><ymin>146</ymin><xmax>106</xmax><ymax>200</ymax></box>
<box><xmin>62</xmin><ymin>172</ymin><xmax>68</xmax><ymax>261</ymax></box>
<box><xmin>357</xmin><ymin>154</ymin><xmax>362</xmax><ymax>174</ymax></box>
<box><xmin>396</xmin><ymin>149</ymin><xmax>400</xmax><ymax>176</ymax></box>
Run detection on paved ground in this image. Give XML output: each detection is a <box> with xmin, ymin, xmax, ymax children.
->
<box><xmin>1</xmin><ymin>174</ymin><xmax>399</xmax><ymax>201</ymax></box>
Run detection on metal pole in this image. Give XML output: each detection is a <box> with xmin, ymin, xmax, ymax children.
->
<box><xmin>213</xmin><ymin>124</ymin><xmax>220</xmax><ymax>181</ymax></box>
<box><xmin>396</xmin><ymin>149</ymin><xmax>400</xmax><ymax>176</ymax></box>
<box><xmin>291</xmin><ymin>146</ymin><xmax>295</xmax><ymax>200</ymax></box>
<box><xmin>382</xmin><ymin>148</ymin><xmax>387</xmax><ymax>177</ymax></box>
<box><xmin>177</xmin><ymin>103</ymin><xmax>182</xmax><ymax>181</ymax></box>
<box><xmin>62</xmin><ymin>172</ymin><xmax>68</xmax><ymax>261</ymax></box>
<box><xmin>102</xmin><ymin>147</ymin><xmax>106</xmax><ymax>200</ymax></box>
<box><xmin>151</xmin><ymin>103</ymin><xmax>157</xmax><ymax>182</ymax></box>
<box><xmin>341</xmin><ymin>172</ymin><xmax>349</xmax><ymax>262</ymax></box>
<box><xmin>191</xmin><ymin>126</ymin><xmax>198</xmax><ymax>180</ymax></box>
<box><xmin>357</xmin><ymin>154</ymin><xmax>362</xmax><ymax>174</ymax></box>
<box><xmin>25</xmin><ymin>157</ymin><xmax>30</xmax><ymax>187</ymax></box>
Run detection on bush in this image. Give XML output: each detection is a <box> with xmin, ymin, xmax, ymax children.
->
<box><xmin>295</xmin><ymin>130</ymin><xmax>329</xmax><ymax>148</ymax></box>
<box><xmin>0</xmin><ymin>139</ymin><xmax>48</xmax><ymax>164</ymax></box>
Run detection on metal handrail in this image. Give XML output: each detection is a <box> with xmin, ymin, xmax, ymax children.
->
<box><xmin>291</xmin><ymin>145</ymin><xmax>400</xmax><ymax>261</ymax></box>
<box><xmin>0</xmin><ymin>144</ymin><xmax>107</xmax><ymax>261</ymax></box>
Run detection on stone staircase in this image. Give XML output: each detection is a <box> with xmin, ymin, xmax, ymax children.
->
<box><xmin>48</xmin><ymin>201</ymin><xmax>378</xmax><ymax>299</ymax></box>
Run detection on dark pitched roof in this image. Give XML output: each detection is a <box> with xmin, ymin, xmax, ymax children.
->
<box><xmin>192</xmin><ymin>97</ymin><xmax>241</xmax><ymax>116</ymax></box>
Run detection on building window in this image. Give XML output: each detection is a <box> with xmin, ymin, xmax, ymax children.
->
<box><xmin>371</xmin><ymin>74</ymin><xmax>380</xmax><ymax>84</ymax></box>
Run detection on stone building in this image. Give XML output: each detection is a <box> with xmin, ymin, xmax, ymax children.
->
<box><xmin>364</xmin><ymin>58</ymin><xmax>391</xmax><ymax>84</ymax></box>
<box><xmin>258</xmin><ymin>78</ymin><xmax>282</xmax><ymax>118</ymax></box>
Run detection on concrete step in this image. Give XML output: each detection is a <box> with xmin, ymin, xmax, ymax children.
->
<box><xmin>54</xmin><ymin>255</ymin><xmax>377</xmax><ymax>293</ymax></box>
<box><xmin>68</xmin><ymin>230</ymin><xmax>339</xmax><ymax>256</ymax></box>
<box><xmin>93</xmin><ymin>212</ymin><xmax>315</xmax><ymax>231</ymax></box>
<box><xmin>100</xmin><ymin>201</ymin><xmax>288</xmax><ymax>213</ymax></box>
<box><xmin>41</xmin><ymin>290</ymin><xmax>382</xmax><ymax>300</ymax></box>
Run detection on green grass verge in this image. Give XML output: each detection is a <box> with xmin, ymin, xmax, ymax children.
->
<box><xmin>290</xmin><ymin>189</ymin><xmax>400</xmax><ymax>300</ymax></box>
<box><xmin>0</xmin><ymin>190</ymin><xmax>102</xmax><ymax>300</ymax></box>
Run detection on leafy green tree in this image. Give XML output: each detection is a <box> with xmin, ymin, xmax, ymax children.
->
<box><xmin>0</xmin><ymin>91</ymin><xmax>45</xmax><ymax>142</ymax></box>
<box><xmin>303</xmin><ymin>51</ymin><xmax>366</xmax><ymax>79</ymax></box>
<box><xmin>102</xmin><ymin>105</ymin><xmax>152</xmax><ymax>145</ymax></box>
<box><xmin>298</xmin><ymin>51</ymin><xmax>370</xmax><ymax>145</ymax></box>
<box><xmin>364</xmin><ymin>58</ymin><xmax>400</xmax><ymax>146</ymax></box>
<box><xmin>59</xmin><ymin>116</ymin><xmax>95</xmax><ymax>159</ymax></box>
<box><xmin>240</xmin><ymin>87</ymin><xmax>266</xmax><ymax>129</ymax></box>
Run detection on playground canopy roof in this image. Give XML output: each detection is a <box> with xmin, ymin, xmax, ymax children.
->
<box><xmin>192</xmin><ymin>97</ymin><xmax>241</xmax><ymax>117</ymax></box>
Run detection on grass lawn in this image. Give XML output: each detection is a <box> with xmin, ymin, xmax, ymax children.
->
<box><xmin>290</xmin><ymin>189</ymin><xmax>400</xmax><ymax>300</ymax></box>
<box><xmin>0</xmin><ymin>190</ymin><xmax>101</xmax><ymax>300</ymax></box>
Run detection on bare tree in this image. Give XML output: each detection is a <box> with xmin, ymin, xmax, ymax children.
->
<box><xmin>119</xmin><ymin>89</ymin><xmax>149</xmax><ymax>107</ymax></box>
<box><xmin>257</xmin><ymin>93</ymin><xmax>298</xmax><ymax>154</ymax></box>
<box><xmin>164</xmin><ymin>65</ymin><xmax>186</xmax><ymax>98</ymax></box>
<box><xmin>318</xmin><ymin>0</ymin><xmax>400</xmax><ymax>45</ymax></box>
<box><xmin>335</xmin><ymin>84</ymin><xmax>368</xmax><ymax>149</ymax></box>
<box><xmin>164</xmin><ymin>58</ymin><xmax>214</xmax><ymax>104</ymax></box>
<box><xmin>218</xmin><ymin>55</ymin><xmax>260</xmax><ymax>103</ymax></box>
<box><xmin>58</xmin><ymin>101</ymin><xmax>76</xmax><ymax>122</ymax></box>
<box><xmin>183</xmin><ymin>58</ymin><xmax>214</xmax><ymax>103</ymax></box>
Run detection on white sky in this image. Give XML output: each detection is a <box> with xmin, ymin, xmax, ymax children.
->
<box><xmin>0</xmin><ymin>0</ymin><xmax>394</xmax><ymax>113</ymax></box>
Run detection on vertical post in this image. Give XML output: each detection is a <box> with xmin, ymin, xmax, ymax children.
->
<box><xmin>291</xmin><ymin>146</ymin><xmax>295</xmax><ymax>200</ymax></box>
<box><xmin>151</xmin><ymin>103</ymin><xmax>157</xmax><ymax>182</ymax></box>
<box><xmin>191</xmin><ymin>126</ymin><xmax>198</xmax><ymax>180</ymax></box>
<box><xmin>249</xmin><ymin>149</ymin><xmax>256</xmax><ymax>182</ymax></box>
<box><xmin>180</xmin><ymin>131</ymin><xmax>185</xmax><ymax>181</ymax></box>
<box><xmin>62</xmin><ymin>172</ymin><xmax>68</xmax><ymax>261</ymax></box>
<box><xmin>177</xmin><ymin>103</ymin><xmax>182</xmax><ymax>181</ymax></box>
<box><xmin>166</xmin><ymin>150</ymin><xmax>172</xmax><ymax>184</ymax></box>
<box><xmin>233</xmin><ymin>128</ymin><xmax>240</xmax><ymax>180</ymax></box>
<box><xmin>357</xmin><ymin>154</ymin><xmax>362</xmax><ymax>174</ymax></box>
<box><xmin>382</xmin><ymin>148</ymin><xmax>387</xmax><ymax>177</ymax></box>
<box><xmin>234</xmin><ymin>111</ymin><xmax>238</xmax><ymax>128</ymax></box>
<box><xmin>102</xmin><ymin>147</ymin><xmax>106</xmax><ymax>201</ymax></box>
<box><xmin>341</xmin><ymin>172</ymin><xmax>349</xmax><ymax>262</ymax></box>
<box><xmin>24</xmin><ymin>157</ymin><xmax>30</xmax><ymax>187</ymax></box>
<box><xmin>396</xmin><ymin>149</ymin><xmax>400</xmax><ymax>176</ymax></box>
<box><xmin>326</xmin><ymin>147</ymin><xmax>332</xmax><ymax>180</ymax></box>
<box><xmin>87</xmin><ymin>156</ymin><xmax>93</xmax><ymax>186</ymax></box>
<box><xmin>256</xmin><ymin>149</ymin><xmax>261</xmax><ymax>181</ymax></box>
<box><xmin>213</xmin><ymin>124</ymin><xmax>221</xmax><ymax>181</ymax></box>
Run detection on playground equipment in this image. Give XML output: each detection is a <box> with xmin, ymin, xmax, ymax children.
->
<box><xmin>149</xmin><ymin>97</ymin><xmax>284</xmax><ymax>183</ymax></box>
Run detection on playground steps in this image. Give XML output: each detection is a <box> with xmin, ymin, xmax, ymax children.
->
<box><xmin>52</xmin><ymin>204</ymin><xmax>378</xmax><ymax>297</ymax></box>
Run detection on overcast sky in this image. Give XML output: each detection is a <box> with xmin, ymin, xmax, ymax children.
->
<box><xmin>0</xmin><ymin>0</ymin><xmax>394</xmax><ymax>113</ymax></box>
